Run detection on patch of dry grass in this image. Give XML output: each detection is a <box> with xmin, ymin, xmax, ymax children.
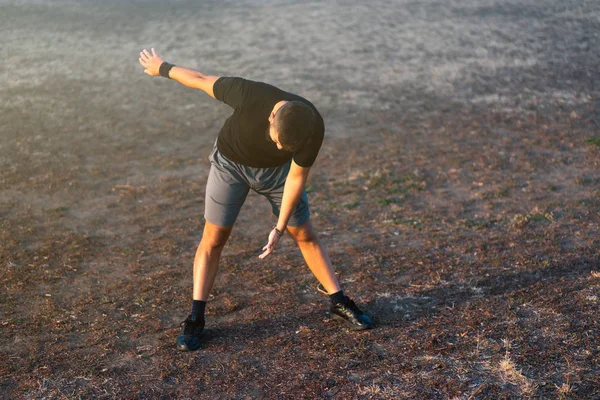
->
<box><xmin>2</xmin><ymin>0</ymin><xmax>600</xmax><ymax>398</ymax></box>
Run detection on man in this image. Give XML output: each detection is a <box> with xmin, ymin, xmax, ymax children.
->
<box><xmin>138</xmin><ymin>48</ymin><xmax>374</xmax><ymax>352</ymax></box>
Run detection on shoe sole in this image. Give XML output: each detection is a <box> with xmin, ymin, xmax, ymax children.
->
<box><xmin>177</xmin><ymin>342</ymin><xmax>201</xmax><ymax>352</ymax></box>
<box><xmin>332</xmin><ymin>314</ymin><xmax>374</xmax><ymax>331</ymax></box>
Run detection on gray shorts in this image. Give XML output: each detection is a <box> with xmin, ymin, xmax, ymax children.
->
<box><xmin>204</xmin><ymin>144</ymin><xmax>310</xmax><ymax>227</ymax></box>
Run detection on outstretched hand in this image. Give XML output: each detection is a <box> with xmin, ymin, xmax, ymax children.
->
<box><xmin>138</xmin><ymin>48</ymin><xmax>164</xmax><ymax>76</ymax></box>
<box><xmin>258</xmin><ymin>228</ymin><xmax>283</xmax><ymax>259</ymax></box>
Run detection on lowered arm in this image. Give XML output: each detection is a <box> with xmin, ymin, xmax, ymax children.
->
<box><xmin>276</xmin><ymin>159</ymin><xmax>311</xmax><ymax>232</ymax></box>
<box><xmin>258</xmin><ymin>159</ymin><xmax>311</xmax><ymax>259</ymax></box>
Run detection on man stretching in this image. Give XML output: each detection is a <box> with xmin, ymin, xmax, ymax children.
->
<box><xmin>138</xmin><ymin>48</ymin><xmax>374</xmax><ymax>351</ymax></box>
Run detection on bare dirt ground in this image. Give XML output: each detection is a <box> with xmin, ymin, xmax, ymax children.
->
<box><xmin>1</xmin><ymin>0</ymin><xmax>599</xmax><ymax>398</ymax></box>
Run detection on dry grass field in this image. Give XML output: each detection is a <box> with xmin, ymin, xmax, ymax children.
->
<box><xmin>1</xmin><ymin>0</ymin><xmax>599</xmax><ymax>398</ymax></box>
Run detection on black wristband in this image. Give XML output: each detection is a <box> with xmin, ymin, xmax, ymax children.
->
<box><xmin>159</xmin><ymin>62</ymin><xmax>175</xmax><ymax>78</ymax></box>
<box><xmin>274</xmin><ymin>227</ymin><xmax>284</xmax><ymax>237</ymax></box>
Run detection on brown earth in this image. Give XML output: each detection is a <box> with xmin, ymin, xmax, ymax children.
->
<box><xmin>1</xmin><ymin>0</ymin><xmax>599</xmax><ymax>399</ymax></box>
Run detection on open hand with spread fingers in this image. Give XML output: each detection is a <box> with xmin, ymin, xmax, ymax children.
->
<box><xmin>139</xmin><ymin>48</ymin><xmax>164</xmax><ymax>76</ymax></box>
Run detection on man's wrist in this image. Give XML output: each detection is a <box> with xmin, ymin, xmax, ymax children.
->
<box><xmin>159</xmin><ymin>62</ymin><xmax>175</xmax><ymax>78</ymax></box>
<box><xmin>274</xmin><ymin>226</ymin><xmax>285</xmax><ymax>236</ymax></box>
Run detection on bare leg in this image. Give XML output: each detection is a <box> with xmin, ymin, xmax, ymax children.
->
<box><xmin>193</xmin><ymin>221</ymin><xmax>233</xmax><ymax>301</ymax></box>
<box><xmin>286</xmin><ymin>219</ymin><xmax>341</xmax><ymax>294</ymax></box>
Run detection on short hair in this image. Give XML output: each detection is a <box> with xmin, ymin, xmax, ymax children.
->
<box><xmin>273</xmin><ymin>101</ymin><xmax>316</xmax><ymax>152</ymax></box>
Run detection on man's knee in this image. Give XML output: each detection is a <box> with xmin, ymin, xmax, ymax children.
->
<box><xmin>288</xmin><ymin>220</ymin><xmax>318</xmax><ymax>244</ymax></box>
<box><xmin>200</xmin><ymin>236</ymin><xmax>228</xmax><ymax>252</ymax></box>
<box><xmin>199</xmin><ymin>222</ymin><xmax>232</xmax><ymax>251</ymax></box>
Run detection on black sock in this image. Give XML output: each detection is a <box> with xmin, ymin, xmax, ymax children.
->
<box><xmin>191</xmin><ymin>300</ymin><xmax>206</xmax><ymax>321</ymax></box>
<box><xmin>329</xmin><ymin>290</ymin><xmax>346</xmax><ymax>306</ymax></box>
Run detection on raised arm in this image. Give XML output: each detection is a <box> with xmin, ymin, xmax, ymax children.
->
<box><xmin>139</xmin><ymin>48</ymin><xmax>219</xmax><ymax>98</ymax></box>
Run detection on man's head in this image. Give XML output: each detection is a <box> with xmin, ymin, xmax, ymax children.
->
<box><xmin>268</xmin><ymin>101</ymin><xmax>316</xmax><ymax>152</ymax></box>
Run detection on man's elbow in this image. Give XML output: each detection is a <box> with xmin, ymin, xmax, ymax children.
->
<box><xmin>193</xmin><ymin>75</ymin><xmax>219</xmax><ymax>96</ymax></box>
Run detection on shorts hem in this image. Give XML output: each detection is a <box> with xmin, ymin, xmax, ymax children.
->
<box><xmin>286</xmin><ymin>211</ymin><xmax>311</xmax><ymax>228</ymax></box>
<box><xmin>203</xmin><ymin>214</ymin><xmax>236</xmax><ymax>228</ymax></box>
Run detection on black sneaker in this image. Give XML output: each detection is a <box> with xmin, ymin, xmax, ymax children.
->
<box><xmin>176</xmin><ymin>315</ymin><xmax>205</xmax><ymax>351</ymax></box>
<box><xmin>330</xmin><ymin>296</ymin><xmax>374</xmax><ymax>331</ymax></box>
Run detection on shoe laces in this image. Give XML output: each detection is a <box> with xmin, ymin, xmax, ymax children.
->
<box><xmin>336</xmin><ymin>297</ymin><xmax>361</xmax><ymax>313</ymax></box>
<box><xmin>344</xmin><ymin>298</ymin><xmax>360</xmax><ymax>312</ymax></box>
<box><xmin>180</xmin><ymin>317</ymin><xmax>199</xmax><ymax>335</ymax></box>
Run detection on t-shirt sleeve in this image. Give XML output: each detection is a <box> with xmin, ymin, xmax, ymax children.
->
<box><xmin>292</xmin><ymin>114</ymin><xmax>325</xmax><ymax>167</ymax></box>
<box><xmin>213</xmin><ymin>77</ymin><xmax>248</xmax><ymax>109</ymax></box>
